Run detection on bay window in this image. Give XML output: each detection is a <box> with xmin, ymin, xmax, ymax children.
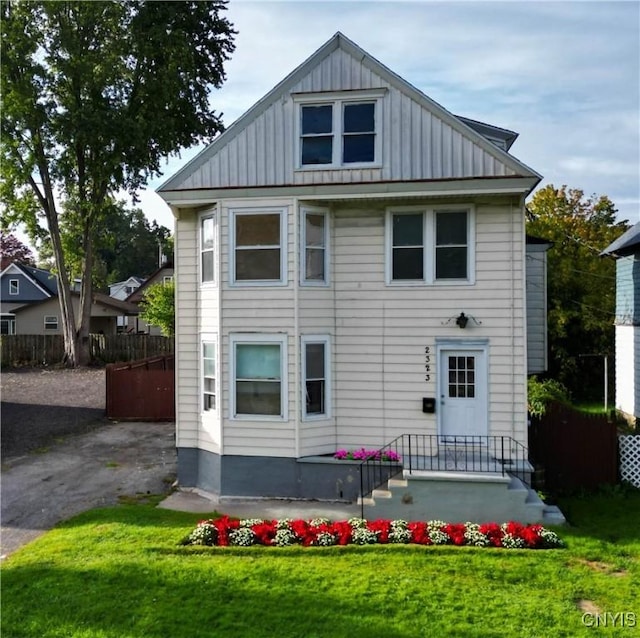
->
<box><xmin>231</xmin><ymin>334</ymin><xmax>288</xmax><ymax>420</ymax></box>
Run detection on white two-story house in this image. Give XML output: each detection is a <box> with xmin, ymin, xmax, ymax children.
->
<box><xmin>158</xmin><ymin>33</ymin><xmax>545</xmax><ymax>518</ymax></box>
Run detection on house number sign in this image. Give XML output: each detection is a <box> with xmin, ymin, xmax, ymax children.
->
<box><xmin>425</xmin><ymin>346</ymin><xmax>432</xmax><ymax>382</ymax></box>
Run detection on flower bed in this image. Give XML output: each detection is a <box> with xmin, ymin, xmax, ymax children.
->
<box><xmin>182</xmin><ymin>517</ymin><xmax>564</xmax><ymax>549</ymax></box>
<box><xmin>334</xmin><ymin>448</ymin><xmax>402</xmax><ymax>462</ymax></box>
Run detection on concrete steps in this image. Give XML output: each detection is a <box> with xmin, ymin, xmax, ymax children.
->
<box><xmin>361</xmin><ymin>469</ymin><xmax>566</xmax><ymax>524</ymax></box>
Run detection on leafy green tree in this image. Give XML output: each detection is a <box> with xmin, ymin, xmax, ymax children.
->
<box><xmin>139</xmin><ymin>280</ymin><xmax>174</xmax><ymax>337</ymax></box>
<box><xmin>1</xmin><ymin>1</ymin><xmax>235</xmax><ymax>365</ymax></box>
<box><xmin>527</xmin><ymin>185</ymin><xmax>627</xmax><ymax>398</ymax></box>
<box><xmin>38</xmin><ymin>201</ymin><xmax>171</xmax><ymax>290</ymax></box>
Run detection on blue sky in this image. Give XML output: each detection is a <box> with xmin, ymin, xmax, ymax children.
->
<box><xmin>140</xmin><ymin>0</ymin><xmax>640</xmax><ymax>228</ymax></box>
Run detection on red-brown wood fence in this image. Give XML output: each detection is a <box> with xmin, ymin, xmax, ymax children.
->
<box><xmin>106</xmin><ymin>355</ymin><xmax>175</xmax><ymax>421</ymax></box>
<box><xmin>529</xmin><ymin>402</ymin><xmax>618</xmax><ymax>492</ymax></box>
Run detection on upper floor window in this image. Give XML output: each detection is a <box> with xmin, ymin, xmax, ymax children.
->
<box><xmin>9</xmin><ymin>279</ymin><xmax>19</xmax><ymax>295</ymax></box>
<box><xmin>200</xmin><ymin>213</ymin><xmax>215</xmax><ymax>284</ymax></box>
<box><xmin>386</xmin><ymin>207</ymin><xmax>475</xmax><ymax>285</ymax></box>
<box><xmin>301</xmin><ymin>208</ymin><xmax>329</xmax><ymax>285</ymax></box>
<box><xmin>230</xmin><ymin>208</ymin><xmax>287</xmax><ymax>286</ymax></box>
<box><xmin>295</xmin><ymin>90</ymin><xmax>384</xmax><ymax>169</ymax></box>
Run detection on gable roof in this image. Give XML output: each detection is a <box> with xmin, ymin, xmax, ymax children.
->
<box><xmin>601</xmin><ymin>221</ymin><xmax>640</xmax><ymax>257</ymax></box>
<box><xmin>158</xmin><ymin>31</ymin><xmax>541</xmax><ymax>194</ymax></box>
<box><xmin>0</xmin><ymin>262</ymin><xmax>57</xmax><ymax>297</ymax></box>
<box><xmin>126</xmin><ymin>263</ymin><xmax>174</xmax><ymax>304</ymax></box>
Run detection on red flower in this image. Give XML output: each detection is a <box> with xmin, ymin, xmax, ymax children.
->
<box><xmin>443</xmin><ymin>523</ymin><xmax>466</xmax><ymax>546</ymax></box>
<box><xmin>252</xmin><ymin>521</ymin><xmax>277</xmax><ymax>546</ymax></box>
<box><xmin>408</xmin><ymin>521</ymin><xmax>431</xmax><ymax>545</ymax></box>
<box><xmin>367</xmin><ymin>519</ymin><xmax>391</xmax><ymax>544</ymax></box>
<box><xmin>479</xmin><ymin>523</ymin><xmax>503</xmax><ymax>547</ymax></box>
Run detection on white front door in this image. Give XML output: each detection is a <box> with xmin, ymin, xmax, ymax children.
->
<box><xmin>439</xmin><ymin>347</ymin><xmax>487</xmax><ymax>440</ymax></box>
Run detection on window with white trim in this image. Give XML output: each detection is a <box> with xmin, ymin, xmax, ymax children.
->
<box><xmin>231</xmin><ymin>208</ymin><xmax>287</xmax><ymax>285</ymax></box>
<box><xmin>44</xmin><ymin>315</ymin><xmax>58</xmax><ymax>330</ymax></box>
<box><xmin>231</xmin><ymin>334</ymin><xmax>288</xmax><ymax>419</ymax></box>
<box><xmin>1</xmin><ymin>315</ymin><xmax>16</xmax><ymax>335</ymax></box>
<box><xmin>386</xmin><ymin>207</ymin><xmax>474</xmax><ymax>284</ymax></box>
<box><xmin>302</xmin><ymin>335</ymin><xmax>331</xmax><ymax>419</ymax></box>
<box><xmin>301</xmin><ymin>208</ymin><xmax>328</xmax><ymax>285</ymax></box>
<box><xmin>9</xmin><ymin>279</ymin><xmax>19</xmax><ymax>295</ymax></box>
<box><xmin>296</xmin><ymin>92</ymin><xmax>383</xmax><ymax>168</ymax></box>
<box><xmin>200</xmin><ymin>213</ymin><xmax>215</xmax><ymax>284</ymax></box>
<box><xmin>202</xmin><ymin>338</ymin><xmax>216</xmax><ymax>412</ymax></box>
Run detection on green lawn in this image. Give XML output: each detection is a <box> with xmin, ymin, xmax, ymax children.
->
<box><xmin>2</xmin><ymin>491</ymin><xmax>639</xmax><ymax>638</ymax></box>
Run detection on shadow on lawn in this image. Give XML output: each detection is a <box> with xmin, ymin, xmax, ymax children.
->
<box><xmin>2</xmin><ymin>560</ymin><xmax>415</xmax><ymax>638</ymax></box>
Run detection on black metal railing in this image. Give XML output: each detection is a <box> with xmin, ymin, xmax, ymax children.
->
<box><xmin>359</xmin><ymin>434</ymin><xmax>531</xmax><ymax>517</ymax></box>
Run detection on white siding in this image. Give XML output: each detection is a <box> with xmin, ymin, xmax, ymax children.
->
<box><xmin>616</xmin><ymin>325</ymin><xmax>640</xmax><ymax>418</ymax></box>
<box><xmin>177</xmin><ymin>48</ymin><xmax>515</xmax><ymax>191</ymax></box>
<box><xmin>330</xmin><ymin>202</ymin><xmax>527</xmax><ymax>450</ymax></box>
<box><xmin>218</xmin><ymin>199</ymin><xmax>297</xmax><ymax>457</ymax></box>
<box><xmin>175</xmin><ymin>195</ymin><xmax>529</xmax><ymax>461</ymax></box>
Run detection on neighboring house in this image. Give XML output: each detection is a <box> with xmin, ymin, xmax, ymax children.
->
<box><xmin>0</xmin><ymin>263</ymin><xmax>58</xmax><ymax>334</ymax></box>
<box><xmin>602</xmin><ymin>222</ymin><xmax>640</xmax><ymax>423</ymax></box>
<box><xmin>11</xmin><ymin>291</ymin><xmax>139</xmax><ymax>336</ymax></box>
<box><xmin>157</xmin><ymin>33</ymin><xmax>549</xmax><ymax>520</ymax></box>
<box><xmin>526</xmin><ymin>236</ymin><xmax>552</xmax><ymax>376</ymax></box>
<box><xmin>109</xmin><ymin>276</ymin><xmax>145</xmax><ymax>301</ymax></box>
<box><xmin>123</xmin><ymin>263</ymin><xmax>174</xmax><ymax>335</ymax></box>
<box><xmin>1</xmin><ymin>263</ymin><xmax>138</xmax><ymax>335</ymax></box>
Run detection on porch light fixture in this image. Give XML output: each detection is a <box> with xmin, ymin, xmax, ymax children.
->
<box><xmin>442</xmin><ymin>312</ymin><xmax>482</xmax><ymax>329</ymax></box>
<box><xmin>456</xmin><ymin>312</ymin><xmax>469</xmax><ymax>329</ymax></box>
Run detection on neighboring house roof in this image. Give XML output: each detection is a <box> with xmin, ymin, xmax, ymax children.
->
<box><xmin>126</xmin><ymin>263</ymin><xmax>174</xmax><ymax>304</ymax></box>
<box><xmin>526</xmin><ymin>235</ymin><xmax>553</xmax><ymax>247</ymax></box>
<box><xmin>601</xmin><ymin>222</ymin><xmax>640</xmax><ymax>257</ymax></box>
<box><xmin>0</xmin><ymin>262</ymin><xmax>58</xmax><ymax>300</ymax></box>
<box><xmin>158</xmin><ymin>31</ymin><xmax>541</xmax><ymax>195</ymax></box>
<box><xmin>12</xmin><ymin>291</ymin><xmax>139</xmax><ymax>316</ymax></box>
<box><xmin>456</xmin><ymin>116</ymin><xmax>519</xmax><ymax>151</ymax></box>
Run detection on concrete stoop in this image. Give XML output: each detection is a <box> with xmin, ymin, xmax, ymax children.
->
<box><xmin>360</xmin><ymin>470</ymin><xmax>566</xmax><ymax>525</ymax></box>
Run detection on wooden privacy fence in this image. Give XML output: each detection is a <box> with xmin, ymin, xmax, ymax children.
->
<box><xmin>1</xmin><ymin>334</ymin><xmax>174</xmax><ymax>367</ymax></box>
<box><xmin>529</xmin><ymin>402</ymin><xmax>618</xmax><ymax>492</ymax></box>
<box><xmin>106</xmin><ymin>355</ymin><xmax>175</xmax><ymax>421</ymax></box>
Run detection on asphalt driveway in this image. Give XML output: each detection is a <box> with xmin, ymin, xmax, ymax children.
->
<box><xmin>1</xmin><ymin>368</ymin><xmax>177</xmax><ymax>558</ymax></box>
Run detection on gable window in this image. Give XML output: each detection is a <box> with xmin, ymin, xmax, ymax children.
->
<box><xmin>231</xmin><ymin>208</ymin><xmax>287</xmax><ymax>286</ymax></box>
<box><xmin>302</xmin><ymin>335</ymin><xmax>331</xmax><ymax>419</ymax></box>
<box><xmin>201</xmin><ymin>213</ymin><xmax>215</xmax><ymax>284</ymax></box>
<box><xmin>202</xmin><ymin>338</ymin><xmax>216</xmax><ymax>411</ymax></box>
<box><xmin>296</xmin><ymin>90</ymin><xmax>384</xmax><ymax>169</ymax></box>
<box><xmin>301</xmin><ymin>208</ymin><xmax>328</xmax><ymax>285</ymax></box>
<box><xmin>9</xmin><ymin>279</ymin><xmax>19</xmax><ymax>295</ymax></box>
<box><xmin>44</xmin><ymin>315</ymin><xmax>58</xmax><ymax>330</ymax></box>
<box><xmin>386</xmin><ymin>207</ymin><xmax>475</xmax><ymax>285</ymax></box>
<box><xmin>231</xmin><ymin>334</ymin><xmax>288</xmax><ymax>420</ymax></box>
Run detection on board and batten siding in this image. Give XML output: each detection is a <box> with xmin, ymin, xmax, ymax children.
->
<box><xmin>177</xmin><ymin>48</ymin><xmax>515</xmax><ymax>192</ymax></box>
<box><xmin>615</xmin><ymin>255</ymin><xmax>640</xmax><ymax>324</ymax></box>
<box><xmin>525</xmin><ymin>244</ymin><xmax>548</xmax><ymax>375</ymax></box>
